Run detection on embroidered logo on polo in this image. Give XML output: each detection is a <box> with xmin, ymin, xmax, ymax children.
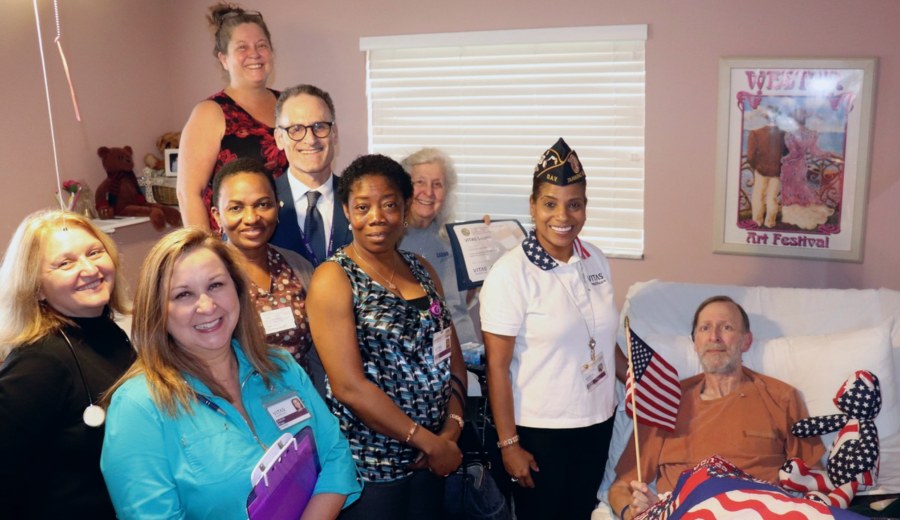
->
<box><xmin>587</xmin><ymin>273</ymin><xmax>608</xmax><ymax>286</ymax></box>
<box><xmin>326</xmin><ymin>249</ymin><xmax>451</xmax><ymax>481</ymax></box>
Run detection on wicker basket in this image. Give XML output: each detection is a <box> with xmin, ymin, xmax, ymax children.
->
<box><xmin>152</xmin><ymin>184</ymin><xmax>178</xmax><ymax>206</ymax></box>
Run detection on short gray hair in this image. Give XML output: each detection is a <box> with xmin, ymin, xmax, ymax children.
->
<box><xmin>401</xmin><ymin>147</ymin><xmax>458</xmax><ymax>233</ymax></box>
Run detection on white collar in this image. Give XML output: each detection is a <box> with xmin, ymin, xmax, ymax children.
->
<box><xmin>288</xmin><ymin>171</ymin><xmax>334</xmax><ymax>204</ymax></box>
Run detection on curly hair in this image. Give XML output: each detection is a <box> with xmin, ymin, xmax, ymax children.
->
<box><xmin>338</xmin><ymin>154</ymin><xmax>413</xmax><ymax>206</ymax></box>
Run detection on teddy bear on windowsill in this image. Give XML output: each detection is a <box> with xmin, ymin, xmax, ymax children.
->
<box><xmin>95</xmin><ymin>145</ymin><xmax>181</xmax><ymax>231</ymax></box>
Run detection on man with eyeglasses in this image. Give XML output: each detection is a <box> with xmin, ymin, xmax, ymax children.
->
<box><xmin>270</xmin><ymin>84</ymin><xmax>352</xmax><ymax>267</ymax></box>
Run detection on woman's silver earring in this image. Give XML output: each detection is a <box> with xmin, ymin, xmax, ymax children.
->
<box><xmin>348</xmin><ymin>224</ymin><xmax>352</xmax><ymax>231</ymax></box>
<box><xmin>403</xmin><ymin>220</ymin><xmax>408</xmax><ymax>228</ymax></box>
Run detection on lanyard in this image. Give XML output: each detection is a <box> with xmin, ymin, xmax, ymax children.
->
<box><xmin>551</xmin><ymin>260</ymin><xmax>598</xmax><ymax>360</ymax></box>
<box><xmin>296</xmin><ymin>218</ymin><xmax>336</xmax><ymax>266</ymax></box>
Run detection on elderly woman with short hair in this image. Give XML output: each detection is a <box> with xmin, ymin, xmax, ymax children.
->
<box><xmin>400</xmin><ymin>147</ymin><xmax>479</xmax><ymax>346</ymax></box>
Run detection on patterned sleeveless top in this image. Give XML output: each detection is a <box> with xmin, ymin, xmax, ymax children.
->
<box><xmin>202</xmin><ymin>89</ymin><xmax>288</xmax><ymax>231</ymax></box>
<box><xmin>327</xmin><ymin>249</ymin><xmax>452</xmax><ymax>482</ymax></box>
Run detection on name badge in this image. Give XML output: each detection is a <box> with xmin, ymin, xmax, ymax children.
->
<box><xmin>433</xmin><ymin>327</ymin><xmax>452</xmax><ymax>365</ymax></box>
<box><xmin>581</xmin><ymin>352</ymin><xmax>608</xmax><ymax>392</ymax></box>
<box><xmin>265</xmin><ymin>393</ymin><xmax>311</xmax><ymax>431</ymax></box>
<box><xmin>260</xmin><ymin>307</ymin><xmax>296</xmax><ymax>335</ymax></box>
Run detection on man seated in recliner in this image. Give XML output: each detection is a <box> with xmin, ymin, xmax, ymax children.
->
<box><xmin>609</xmin><ymin>296</ymin><xmax>824</xmax><ymax>520</ymax></box>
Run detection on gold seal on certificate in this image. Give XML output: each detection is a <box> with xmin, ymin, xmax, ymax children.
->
<box><xmin>445</xmin><ymin>219</ymin><xmax>527</xmax><ymax>290</ymax></box>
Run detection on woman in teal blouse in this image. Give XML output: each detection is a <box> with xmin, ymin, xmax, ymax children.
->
<box><xmin>101</xmin><ymin>228</ymin><xmax>360</xmax><ymax>519</ymax></box>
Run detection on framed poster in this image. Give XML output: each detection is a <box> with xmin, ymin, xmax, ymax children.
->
<box><xmin>713</xmin><ymin>58</ymin><xmax>876</xmax><ymax>262</ymax></box>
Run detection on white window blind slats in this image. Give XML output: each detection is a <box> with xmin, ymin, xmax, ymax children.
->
<box><xmin>365</xmin><ymin>27</ymin><xmax>645</xmax><ymax>258</ymax></box>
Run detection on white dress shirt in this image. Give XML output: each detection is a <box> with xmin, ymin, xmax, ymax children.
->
<box><xmin>288</xmin><ymin>172</ymin><xmax>336</xmax><ymax>253</ymax></box>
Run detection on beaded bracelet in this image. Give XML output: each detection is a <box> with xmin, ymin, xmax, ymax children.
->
<box><xmin>496</xmin><ymin>434</ymin><xmax>519</xmax><ymax>449</ymax></box>
<box><xmin>404</xmin><ymin>422</ymin><xmax>420</xmax><ymax>444</ymax></box>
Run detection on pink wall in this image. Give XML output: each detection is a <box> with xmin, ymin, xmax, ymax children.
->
<box><xmin>1</xmin><ymin>0</ymin><xmax>177</xmax><ymax>290</ymax></box>
<box><xmin>3</xmin><ymin>0</ymin><xmax>898</xmax><ymax>303</ymax></box>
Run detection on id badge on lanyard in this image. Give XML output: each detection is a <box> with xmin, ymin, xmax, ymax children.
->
<box><xmin>264</xmin><ymin>392</ymin><xmax>312</xmax><ymax>431</ymax></box>
<box><xmin>581</xmin><ymin>351</ymin><xmax>608</xmax><ymax>392</ymax></box>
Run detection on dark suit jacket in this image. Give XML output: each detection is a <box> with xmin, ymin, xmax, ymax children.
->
<box><xmin>270</xmin><ymin>173</ymin><xmax>352</xmax><ymax>266</ymax></box>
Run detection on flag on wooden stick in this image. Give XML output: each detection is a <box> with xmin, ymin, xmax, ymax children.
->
<box><xmin>625</xmin><ymin>320</ymin><xmax>682</xmax><ymax>432</ymax></box>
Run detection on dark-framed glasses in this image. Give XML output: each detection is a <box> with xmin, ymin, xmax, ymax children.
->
<box><xmin>278</xmin><ymin>121</ymin><xmax>334</xmax><ymax>141</ymax></box>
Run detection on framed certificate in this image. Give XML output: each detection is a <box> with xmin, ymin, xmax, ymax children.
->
<box><xmin>446</xmin><ymin>219</ymin><xmax>527</xmax><ymax>290</ymax></box>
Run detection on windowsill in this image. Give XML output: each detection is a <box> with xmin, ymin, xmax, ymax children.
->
<box><xmin>92</xmin><ymin>216</ymin><xmax>151</xmax><ymax>234</ymax></box>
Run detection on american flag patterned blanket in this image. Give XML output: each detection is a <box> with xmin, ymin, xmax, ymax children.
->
<box><xmin>635</xmin><ymin>456</ymin><xmax>866</xmax><ymax>520</ymax></box>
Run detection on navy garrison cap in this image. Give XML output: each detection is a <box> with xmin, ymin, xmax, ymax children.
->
<box><xmin>533</xmin><ymin>137</ymin><xmax>585</xmax><ymax>185</ymax></box>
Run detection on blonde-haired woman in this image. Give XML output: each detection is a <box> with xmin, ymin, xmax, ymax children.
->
<box><xmin>100</xmin><ymin>228</ymin><xmax>360</xmax><ymax>519</ymax></box>
<box><xmin>0</xmin><ymin>210</ymin><xmax>134</xmax><ymax>519</ymax></box>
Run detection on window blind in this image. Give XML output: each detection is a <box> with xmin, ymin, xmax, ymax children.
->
<box><xmin>362</xmin><ymin>26</ymin><xmax>646</xmax><ymax>258</ymax></box>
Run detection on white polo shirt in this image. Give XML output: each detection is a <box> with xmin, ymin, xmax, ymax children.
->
<box><xmin>480</xmin><ymin>235</ymin><xmax>618</xmax><ymax>428</ymax></box>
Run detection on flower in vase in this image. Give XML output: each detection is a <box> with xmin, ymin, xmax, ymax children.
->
<box><xmin>61</xmin><ymin>180</ymin><xmax>83</xmax><ymax>211</ymax></box>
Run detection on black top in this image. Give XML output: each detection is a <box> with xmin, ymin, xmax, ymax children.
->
<box><xmin>0</xmin><ymin>313</ymin><xmax>135</xmax><ymax>519</ymax></box>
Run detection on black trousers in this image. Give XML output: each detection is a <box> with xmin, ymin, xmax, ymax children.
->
<box><xmin>338</xmin><ymin>469</ymin><xmax>444</xmax><ymax>520</ymax></box>
<box><xmin>511</xmin><ymin>417</ymin><xmax>615</xmax><ymax>520</ymax></box>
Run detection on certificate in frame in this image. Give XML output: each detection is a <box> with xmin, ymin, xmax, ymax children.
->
<box><xmin>446</xmin><ymin>219</ymin><xmax>527</xmax><ymax>290</ymax></box>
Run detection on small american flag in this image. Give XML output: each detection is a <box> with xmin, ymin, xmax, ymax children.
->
<box><xmin>625</xmin><ymin>325</ymin><xmax>681</xmax><ymax>432</ymax></box>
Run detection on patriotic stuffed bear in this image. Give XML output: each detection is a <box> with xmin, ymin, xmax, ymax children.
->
<box><xmin>779</xmin><ymin>370</ymin><xmax>881</xmax><ymax>508</ymax></box>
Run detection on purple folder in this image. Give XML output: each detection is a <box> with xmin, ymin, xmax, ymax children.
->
<box><xmin>247</xmin><ymin>426</ymin><xmax>321</xmax><ymax>520</ymax></box>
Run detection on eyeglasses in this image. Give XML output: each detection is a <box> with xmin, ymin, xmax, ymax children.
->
<box><xmin>278</xmin><ymin>122</ymin><xmax>334</xmax><ymax>141</ymax></box>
